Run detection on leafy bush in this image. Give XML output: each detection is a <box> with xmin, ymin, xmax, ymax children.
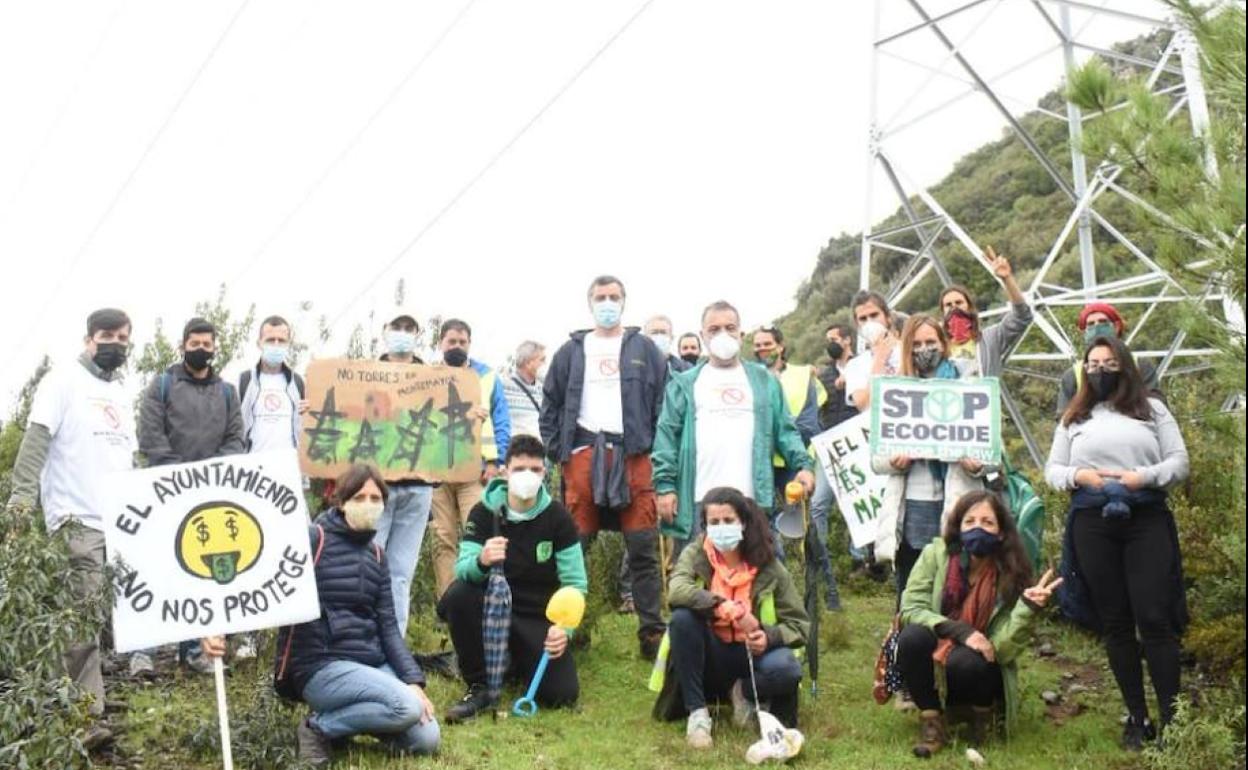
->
<box><xmin>1143</xmin><ymin>688</ymin><xmax>1246</xmax><ymax>770</ymax></box>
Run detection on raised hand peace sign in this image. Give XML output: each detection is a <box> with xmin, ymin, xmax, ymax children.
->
<box><xmin>1022</xmin><ymin>568</ymin><xmax>1064</xmax><ymax>609</ymax></box>
<box><xmin>985</xmin><ymin>245</ymin><xmax>1013</xmax><ymax>280</ymax></box>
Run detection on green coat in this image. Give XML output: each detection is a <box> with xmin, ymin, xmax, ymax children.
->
<box><xmin>900</xmin><ymin>539</ymin><xmax>1038</xmax><ymax>729</ymax></box>
<box><xmin>651</xmin><ymin>361</ymin><xmax>814</xmax><ymax>540</ymax></box>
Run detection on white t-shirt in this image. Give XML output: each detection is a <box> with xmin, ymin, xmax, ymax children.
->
<box><xmin>29</xmin><ymin>362</ymin><xmax>137</xmax><ymax>532</ymax></box>
<box><xmin>694</xmin><ymin>363</ymin><xmax>756</xmax><ymax>500</ymax></box>
<box><xmin>577</xmin><ymin>332</ymin><xmax>624</xmax><ymax>434</ymax></box>
<box><xmin>842</xmin><ymin>349</ymin><xmax>901</xmax><ymax>407</ymax></box>
<box><xmin>248</xmin><ymin>372</ymin><xmax>296</xmax><ymax>453</ymax></box>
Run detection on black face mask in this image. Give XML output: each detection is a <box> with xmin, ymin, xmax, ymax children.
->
<box><xmin>826</xmin><ymin>342</ymin><xmax>844</xmax><ymax>360</ymax></box>
<box><xmin>680</xmin><ymin>353</ymin><xmax>700</xmax><ymax>365</ymax></box>
<box><xmin>184</xmin><ymin>348</ymin><xmax>215</xmax><ymax>371</ymax></box>
<box><xmin>92</xmin><ymin>342</ymin><xmax>128</xmax><ymax>372</ymax></box>
<box><xmin>1089</xmin><ymin>371</ymin><xmax>1120</xmax><ymax>402</ymax></box>
<box><xmin>443</xmin><ymin>348</ymin><xmax>469</xmax><ymax>367</ymax></box>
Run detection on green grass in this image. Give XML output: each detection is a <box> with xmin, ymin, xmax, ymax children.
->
<box><xmin>106</xmin><ymin>573</ymin><xmax>1152</xmax><ymax>770</ymax></box>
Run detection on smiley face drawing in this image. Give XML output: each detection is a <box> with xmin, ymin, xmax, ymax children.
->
<box><xmin>175</xmin><ymin>501</ymin><xmax>264</xmax><ymax>585</ymax></box>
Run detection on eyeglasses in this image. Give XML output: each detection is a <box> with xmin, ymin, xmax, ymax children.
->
<box><xmin>1084</xmin><ymin>360</ymin><xmax>1121</xmax><ymax>373</ymax></box>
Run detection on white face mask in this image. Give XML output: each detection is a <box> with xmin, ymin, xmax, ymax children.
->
<box><xmin>858</xmin><ymin>320</ymin><xmax>887</xmax><ymax>353</ymax></box>
<box><xmin>508</xmin><ymin>469</ymin><xmax>544</xmax><ymax>501</ymax></box>
<box><xmin>648</xmin><ymin>332</ymin><xmax>672</xmax><ymax>356</ymax></box>
<box><xmin>342</xmin><ymin>499</ymin><xmax>384</xmax><ymax>531</ymax></box>
<box><xmin>384</xmin><ymin>329</ymin><xmax>417</xmax><ymax>356</ymax></box>
<box><xmin>707</xmin><ymin>332</ymin><xmax>741</xmax><ymax>362</ymax></box>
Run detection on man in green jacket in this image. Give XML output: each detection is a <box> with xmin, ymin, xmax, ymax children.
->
<box><xmin>652</xmin><ymin>300</ymin><xmax>815</xmax><ymax>559</ymax></box>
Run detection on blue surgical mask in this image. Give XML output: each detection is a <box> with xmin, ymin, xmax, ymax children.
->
<box><xmin>385</xmin><ymin>329</ymin><xmax>417</xmax><ymax>356</ymax></box>
<box><xmin>261</xmin><ymin>344</ymin><xmax>288</xmax><ymax>367</ymax></box>
<box><xmin>706</xmin><ymin>522</ymin><xmax>744</xmax><ymax>553</ymax></box>
<box><xmin>592</xmin><ymin>300</ymin><xmax>623</xmax><ymax>329</ymax></box>
<box><xmin>960</xmin><ymin>526</ymin><xmax>1002</xmax><ymax>557</ymax></box>
<box><xmin>1083</xmin><ymin>322</ymin><xmax>1116</xmax><ymax>345</ymax></box>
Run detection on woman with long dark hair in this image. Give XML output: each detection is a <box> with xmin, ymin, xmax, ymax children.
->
<box><xmin>1047</xmin><ymin>335</ymin><xmax>1189</xmax><ymax>751</ymax></box>
<box><xmin>651</xmin><ymin>487</ymin><xmax>810</xmax><ymax>749</ymax></box>
<box><xmin>895</xmin><ymin>490</ymin><xmax>1058</xmax><ymax>758</ymax></box>
<box><xmin>937</xmin><ymin>246</ymin><xmax>1032</xmax><ymax>379</ymax></box>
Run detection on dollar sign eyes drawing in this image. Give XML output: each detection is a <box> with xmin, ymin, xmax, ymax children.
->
<box><xmin>175</xmin><ymin>503</ymin><xmax>265</xmax><ymax>585</ymax></box>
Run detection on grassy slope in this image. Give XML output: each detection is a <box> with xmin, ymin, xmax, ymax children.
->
<box><xmin>111</xmin><ymin>579</ymin><xmax>1145</xmax><ymax>770</ymax></box>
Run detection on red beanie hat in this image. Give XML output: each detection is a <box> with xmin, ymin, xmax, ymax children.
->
<box><xmin>1078</xmin><ymin>302</ymin><xmax>1124</xmax><ymax>335</ymax></box>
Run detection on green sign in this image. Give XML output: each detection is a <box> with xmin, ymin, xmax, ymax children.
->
<box><xmin>869</xmin><ymin>376</ymin><xmax>1001</xmax><ymax>463</ymax></box>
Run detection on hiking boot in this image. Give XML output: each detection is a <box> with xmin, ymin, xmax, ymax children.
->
<box><xmin>686</xmin><ymin>708</ymin><xmax>713</xmax><ymax>749</ymax></box>
<box><xmin>446</xmin><ymin>683</ymin><xmax>493</xmax><ymax>724</ymax></box>
<box><xmin>297</xmin><ymin>718</ymin><xmax>332</xmax><ymax>767</ymax></box>
<box><xmin>233</xmin><ymin>635</ymin><xmax>258</xmax><ymax>661</ymax></box>
<box><xmin>639</xmin><ymin>629</ymin><xmax>665</xmax><ymax>662</ymax></box>
<box><xmin>912</xmin><ymin>709</ymin><xmax>947</xmax><ymax>758</ymax></box>
<box><xmin>183</xmin><ymin>649</ymin><xmax>215</xmax><ymax>675</ymax></box>
<box><xmin>1121</xmin><ymin>715</ymin><xmax>1156</xmax><ymax>752</ymax></box>
<box><xmin>969</xmin><ymin>705</ymin><xmax>994</xmax><ymax>747</ymax></box>
<box><xmin>128</xmin><ymin>652</ymin><xmax>155</xmax><ymax>679</ymax></box>
<box><xmin>729</xmin><ymin>679</ymin><xmax>755</xmax><ymax>728</ymax></box>
<box><xmin>81</xmin><ymin>724</ymin><xmax>114</xmax><ymax>753</ymax></box>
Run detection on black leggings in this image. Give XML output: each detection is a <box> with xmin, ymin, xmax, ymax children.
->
<box><xmin>437</xmin><ymin>580</ymin><xmax>579</xmax><ymax>707</ymax></box>
<box><xmin>896</xmin><ymin>624</ymin><xmax>1003</xmax><ymax>711</ymax></box>
<box><xmin>1072</xmin><ymin>508</ymin><xmax>1180</xmax><ymax>724</ymax></box>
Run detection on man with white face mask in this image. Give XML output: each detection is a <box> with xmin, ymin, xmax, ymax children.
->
<box><xmin>438</xmin><ymin>435</ymin><xmax>587</xmax><ymax>723</ymax></box>
<box><xmin>540</xmin><ymin>275</ymin><xmax>670</xmax><ymax>660</ymax></box>
<box><xmin>843</xmin><ymin>290</ymin><xmax>903</xmax><ymax>411</ymax></box>
<box><xmin>652</xmin><ymin>301</ymin><xmax>816</xmax><ymax>562</ymax></box>
<box><xmin>239</xmin><ymin>315</ymin><xmax>309</xmax><ymax>454</ymax></box>
<box><xmin>645</xmin><ymin>314</ymin><xmax>691</xmax><ymax>374</ymax></box>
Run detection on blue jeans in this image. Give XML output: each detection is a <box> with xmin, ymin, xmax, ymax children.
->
<box><xmin>811</xmin><ymin>461</ymin><xmax>868</xmax><ymax>563</ymax></box>
<box><xmin>373</xmin><ymin>484</ymin><xmax>434</xmax><ymax>634</ymax></box>
<box><xmin>302</xmin><ymin>660</ymin><xmax>440</xmax><ymax>754</ymax></box>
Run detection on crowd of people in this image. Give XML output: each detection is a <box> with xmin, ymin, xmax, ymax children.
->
<box><xmin>5</xmin><ymin>260</ymin><xmax>1191</xmax><ymax>763</ymax></box>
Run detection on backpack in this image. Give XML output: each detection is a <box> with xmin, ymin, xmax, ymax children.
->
<box><xmin>994</xmin><ymin>456</ymin><xmax>1046</xmax><ymax>574</ymax></box>
<box><xmin>239</xmin><ymin>369</ymin><xmax>306</xmax><ymax>401</ymax></box>
<box><xmin>272</xmin><ymin>524</ymin><xmax>380</xmax><ymax>700</ymax></box>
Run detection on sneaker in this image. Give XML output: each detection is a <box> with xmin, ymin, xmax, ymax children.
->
<box><xmin>1121</xmin><ymin>715</ymin><xmax>1157</xmax><ymax>752</ymax></box>
<box><xmin>183</xmin><ymin>650</ymin><xmax>216</xmax><ymax>675</ymax></box>
<box><xmin>233</xmin><ymin>636</ymin><xmax>257</xmax><ymax>661</ymax></box>
<box><xmin>297</xmin><ymin>718</ymin><xmax>332</xmax><ymax>767</ymax></box>
<box><xmin>639</xmin><ymin>629</ymin><xmax>665</xmax><ymax>662</ymax></box>
<box><xmin>729</xmin><ymin>679</ymin><xmax>755</xmax><ymax>728</ymax></box>
<box><xmin>686</xmin><ymin>708</ymin><xmax>713</xmax><ymax>749</ymax></box>
<box><xmin>446</xmin><ymin>683</ymin><xmax>493</xmax><ymax>724</ymax></box>
<box><xmin>128</xmin><ymin>652</ymin><xmax>155</xmax><ymax>679</ymax></box>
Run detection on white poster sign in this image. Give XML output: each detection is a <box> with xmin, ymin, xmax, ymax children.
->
<box><xmin>811</xmin><ymin>414</ymin><xmax>888</xmax><ymax>549</ymax></box>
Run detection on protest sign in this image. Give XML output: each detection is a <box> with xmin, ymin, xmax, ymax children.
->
<box><xmin>102</xmin><ymin>450</ymin><xmax>320</xmax><ymax>654</ymax></box>
<box><xmin>869</xmin><ymin>376</ymin><xmax>1001</xmax><ymax>463</ymax></box>
<box><xmin>811</xmin><ymin>414</ymin><xmax>888</xmax><ymax>549</ymax></box>
<box><xmin>299</xmin><ymin>358</ymin><xmax>484</xmax><ymax>483</ymax></box>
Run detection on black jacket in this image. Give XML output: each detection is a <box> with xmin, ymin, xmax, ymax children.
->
<box><xmin>277</xmin><ymin>510</ymin><xmax>425</xmax><ymax>698</ymax></box>
<box><xmin>139</xmin><ymin>363</ymin><xmax>245</xmax><ymax>466</ymax></box>
<box><xmin>540</xmin><ymin>328</ymin><xmax>668</xmax><ymax>462</ymax></box>
<box><xmin>817</xmin><ymin>360</ymin><xmax>858</xmax><ymax>431</ymax></box>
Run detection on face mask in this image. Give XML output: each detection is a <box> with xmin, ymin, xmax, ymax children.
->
<box><xmin>707</xmin><ymin>332</ymin><xmax>740</xmax><ymax>361</ymax></box>
<box><xmin>756</xmin><ymin>351</ymin><xmax>780</xmax><ymax>367</ymax></box>
<box><xmin>508</xmin><ymin>469</ymin><xmax>544</xmax><ymax>501</ymax></box>
<box><xmin>1083</xmin><ymin>322</ymin><xmax>1116</xmax><ymax>345</ymax></box>
<box><xmin>858</xmin><ymin>320</ymin><xmax>887</xmax><ymax>352</ymax></box>
<box><xmin>535</xmin><ymin>363</ymin><xmax>549</xmax><ymax>381</ymax></box>
<box><xmin>825</xmin><ymin>341</ymin><xmax>844</xmax><ymax>361</ymax></box>
<box><xmin>944</xmin><ymin>308</ymin><xmax>977</xmax><ymax>344</ymax></box>
<box><xmin>680</xmin><ymin>352</ymin><xmax>700</xmax><ymax>365</ymax></box>
<box><xmin>1088</xmin><ymin>371</ymin><xmax>1120</xmax><ymax>402</ymax></box>
<box><xmin>261</xmin><ymin>344</ymin><xmax>288</xmax><ymax>367</ymax></box>
<box><xmin>706</xmin><ymin>522</ymin><xmax>744</xmax><ymax>553</ymax></box>
<box><xmin>384</xmin><ymin>329</ymin><xmax>417</xmax><ymax>356</ymax></box>
<box><xmin>184</xmin><ymin>348</ymin><xmax>214</xmax><ymax>371</ymax></box>
<box><xmin>648</xmin><ymin>333</ymin><xmax>672</xmax><ymax>356</ymax></box>
<box><xmin>592</xmin><ymin>300</ymin><xmax>623</xmax><ymax>328</ymax></box>
<box><xmin>93</xmin><ymin>342</ymin><xmax>127</xmax><ymax>372</ymax></box>
<box><xmin>912</xmin><ymin>347</ymin><xmax>943</xmax><ymax>374</ymax></box>
<box><xmin>960</xmin><ymin>526</ymin><xmax>1002</xmax><ymax>557</ymax></box>
<box><xmin>342</xmin><ymin>499</ymin><xmax>384</xmax><ymax>531</ymax></box>
<box><xmin>442</xmin><ymin>347</ymin><xmax>469</xmax><ymax>367</ymax></box>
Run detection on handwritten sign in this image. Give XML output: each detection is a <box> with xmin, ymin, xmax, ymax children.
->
<box><xmin>811</xmin><ymin>415</ymin><xmax>888</xmax><ymax>549</ymax></box>
<box><xmin>300</xmin><ymin>358</ymin><xmax>483</xmax><ymax>483</ymax></box>
<box><xmin>869</xmin><ymin>376</ymin><xmax>1001</xmax><ymax>463</ymax></box>
<box><xmin>103</xmin><ymin>450</ymin><xmax>320</xmax><ymax>653</ymax></box>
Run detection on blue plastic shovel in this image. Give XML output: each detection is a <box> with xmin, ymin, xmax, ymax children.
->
<box><xmin>512</xmin><ymin>651</ymin><xmax>550</xmax><ymax>717</ymax></box>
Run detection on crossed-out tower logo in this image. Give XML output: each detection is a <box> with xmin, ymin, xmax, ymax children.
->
<box><xmin>174</xmin><ymin>501</ymin><xmax>265</xmax><ymax>585</ymax></box>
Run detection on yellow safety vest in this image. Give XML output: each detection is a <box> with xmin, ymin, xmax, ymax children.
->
<box><xmin>479</xmin><ymin>369</ymin><xmax>499</xmax><ymax>462</ymax></box>
<box><xmin>773</xmin><ymin>364</ymin><xmax>827</xmax><ymax>468</ymax></box>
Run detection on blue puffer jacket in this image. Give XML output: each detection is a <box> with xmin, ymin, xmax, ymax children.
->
<box><xmin>275</xmin><ymin>510</ymin><xmax>425</xmax><ymax>698</ymax></box>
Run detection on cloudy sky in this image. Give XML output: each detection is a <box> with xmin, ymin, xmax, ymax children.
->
<box><xmin>0</xmin><ymin>0</ymin><xmax>1169</xmax><ymax>406</ymax></box>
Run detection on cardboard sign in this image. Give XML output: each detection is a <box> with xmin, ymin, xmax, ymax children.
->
<box><xmin>102</xmin><ymin>451</ymin><xmax>320</xmax><ymax>653</ymax></box>
<box><xmin>811</xmin><ymin>415</ymin><xmax>889</xmax><ymax>549</ymax></box>
<box><xmin>869</xmin><ymin>376</ymin><xmax>1001</xmax><ymax>463</ymax></box>
<box><xmin>299</xmin><ymin>358</ymin><xmax>483</xmax><ymax>483</ymax></box>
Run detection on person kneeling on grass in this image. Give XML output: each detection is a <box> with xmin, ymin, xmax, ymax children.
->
<box><xmin>438</xmin><ymin>434</ymin><xmax>587</xmax><ymax>722</ymax></box>
<box><xmin>896</xmin><ymin>490</ymin><xmax>1060</xmax><ymax>759</ymax></box>
<box><xmin>218</xmin><ymin>464</ymin><xmax>440</xmax><ymax>767</ymax></box>
<box><xmin>652</xmin><ymin>486</ymin><xmax>809</xmax><ymax>749</ymax></box>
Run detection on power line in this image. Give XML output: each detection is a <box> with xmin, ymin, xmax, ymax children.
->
<box><xmin>326</xmin><ymin>0</ymin><xmax>658</xmax><ymax>330</ymax></box>
<box><xmin>5</xmin><ymin>0</ymin><xmax>252</xmax><ymax>372</ymax></box>
<box><xmin>227</xmin><ymin>0</ymin><xmax>480</xmax><ymax>288</ymax></box>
